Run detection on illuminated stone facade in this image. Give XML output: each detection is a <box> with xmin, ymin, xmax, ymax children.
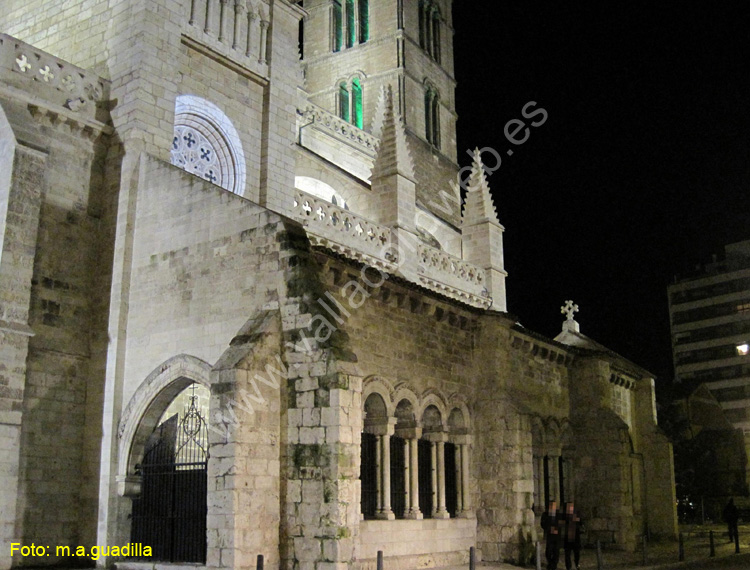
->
<box><xmin>0</xmin><ymin>1</ymin><xmax>676</xmax><ymax>569</ymax></box>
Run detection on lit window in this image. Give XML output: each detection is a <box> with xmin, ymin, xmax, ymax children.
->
<box><xmin>424</xmin><ymin>85</ymin><xmax>440</xmax><ymax>148</ymax></box>
<box><xmin>337</xmin><ymin>77</ymin><xmax>364</xmax><ymax>129</ymax></box>
<box><xmin>346</xmin><ymin>0</ymin><xmax>355</xmax><ymax>48</ymax></box>
<box><xmin>358</xmin><ymin>0</ymin><xmax>369</xmax><ymax>42</ymax></box>
<box><xmin>418</xmin><ymin>0</ymin><xmax>441</xmax><ymax>63</ymax></box>
<box><xmin>332</xmin><ymin>0</ymin><xmax>368</xmax><ymax>52</ymax></box>
<box><xmin>339</xmin><ymin>82</ymin><xmax>350</xmax><ymax>122</ymax></box>
<box><xmin>332</xmin><ymin>0</ymin><xmax>343</xmax><ymax>52</ymax></box>
<box><xmin>737</xmin><ymin>344</ymin><xmax>749</xmax><ymax>356</ymax></box>
<box><xmin>352</xmin><ymin>78</ymin><xmax>363</xmax><ymax>129</ymax></box>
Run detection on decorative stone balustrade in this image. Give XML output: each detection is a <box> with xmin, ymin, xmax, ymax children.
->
<box><xmin>0</xmin><ymin>34</ymin><xmax>108</xmax><ymax>120</ymax></box>
<box><xmin>293</xmin><ymin>190</ymin><xmax>395</xmax><ymax>270</ymax></box>
<box><xmin>300</xmin><ymin>103</ymin><xmax>380</xmax><ymax>157</ymax></box>
<box><xmin>184</xmin><ymin>0</ymin><xmax>270</xmax><ymax>78</ymax></box>
<box><xmin>417</xmin><ymin>243</ymin><xmax>491</xmax><ymax>308</ymax></box>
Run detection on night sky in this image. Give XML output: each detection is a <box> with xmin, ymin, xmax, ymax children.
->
<box><xmin>452</xmin><ymin>3</ymin><xmax>750</xmax><ymax>396</ymax></box>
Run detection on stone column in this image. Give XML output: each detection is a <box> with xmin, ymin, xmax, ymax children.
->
<box><xmin>232</xmin><ymin>0</ymin><xmax>245</xmax><ymax>49</ymax></box>
<box><xmin>375</xmin><ymin>435</ymin><xmax>382</xmax><ymax>513</ymax></box>
<box><xmin>218</xmin><ymin>0</ymin><xmax>229</xmax><ymax>42</ymax></box>
<box><xmin>259</xmin><ymin>20</ymin><xmax>269</xmax><ymax>64</ymax></box>
<box><xmin>404</xmin><ymin>439</ymin><xmax>410</xmax><ymax>511</ymax></box>
<box><xmin>430</xmin><ymin>442</ymin><xmax>438</xmax><ymax>516</ymax></box>
<box><xmin>204</xmin><ymin>0</ymin><xmax>214</xmax><ymax>33</ymax></box>
<box><xmin>377</xmin><ymin>434</ymin><xmax>394</xmax><ymax>519</ymax></box>
<box><xmin>399</xmin><ymin>428</ymin><xmax>422</xmax><ymax>519</ymax></box>
<box><xmin>435</xmin><ymin>440</ymin><xmax>449</xmax><ymax>518</ymax></box>
<box><xmin>245</xmin><ymin>9</ymin><xmax>257</xmax><ymax>57</ymax></box>
<box><xmin>548</xmin><ymin>454</ymin><xmax>560</xmax><ymax>503</ymax></box>
<box><xmin>460</xmin><ymin>442</ymin><xmax>471</xmax><ymax>515</ymax></box>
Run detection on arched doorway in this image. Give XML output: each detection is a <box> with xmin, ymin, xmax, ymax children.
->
<box><xmin>130</xmin><ymin>383</ymin><xmax>210</xmax><ymax>563</ymax></box>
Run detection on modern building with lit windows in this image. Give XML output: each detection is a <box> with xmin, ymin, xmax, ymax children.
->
<box><xmin>668</xmin><ymin>239</ymin><xmax>750</xmax><ymax>479</ymax></box>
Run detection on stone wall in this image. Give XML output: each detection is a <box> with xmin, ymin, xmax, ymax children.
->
<box><xmin>0</xmin><ymin>75</ymin><xmax>111</xmax><ymax>565</ymax></box>
<box><xmin>0</xmin><ymin>0</ymin><xmax>113</xmax><ymax>76</ymax></box>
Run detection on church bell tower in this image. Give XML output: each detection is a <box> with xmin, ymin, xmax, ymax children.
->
<box><xmin>300</xmin><ymin>0</ymin><xmax>460</xmax><ymax>225</ymax></box>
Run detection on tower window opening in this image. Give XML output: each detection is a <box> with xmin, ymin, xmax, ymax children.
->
<box><xmin>424</xmin><ymin>85</ymin><xmax>440</xmax><ymax>148</ymax></box>
<box><xmin>359</xmin><ymin>0</ymin><xmax>369</xmax><ymax>42</ymax></box>
<box><xmin>419</xmin><ymin>1</ymin><xmax>441</xmax><ymax>62</ymax></box>
<box><xmin>332</xmin><ymin>0</ymin><xmax>343</xmax><ymax>52</ymax></box>
<box><xmin>338</xmin><ymin>77</ymin><xmax>364</xmax><ymax>129</ymax></box>
<box><xmin>339</xmin><ymin>82</ymin><xmax>350</xmax><ymax>122</ymax></box>
<box><xmin>352</xmin><ymin>78</ymin><xmax>363</xmax><ymax>129</ymax></box>
<box><xmin>331</xmin><ymin>0</ymin><xmax>368</xmax><ymax>52</ymax></box>
<box><xmin>346</xmin><ymin>0</ymin><xmax>356</xmax><ymax>48</ymax></box>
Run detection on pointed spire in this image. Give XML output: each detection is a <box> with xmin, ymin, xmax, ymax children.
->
<box><xmin>370</xmin><ymin>85</ymin><xmax>416</xmax><ymax>183</ymax></box>
<box><xmin>462</xmin><ymin>148</ymin><xmax>499</xmax><ymax>226</ymax></box>
<box><xmin>370</xmin><ymin>85</ymin><xmax>388</xmax><ymax>140</ymax></box>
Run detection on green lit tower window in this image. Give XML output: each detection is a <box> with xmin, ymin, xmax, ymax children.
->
<box><xmin>346</xmin><ymin>0</ymin><xmax>355</xmax><ymax>48</ymax></box>
<box><xmin>352</xmin><ymin>78</ymin><xmax>363</xmax><ymax>129</ymax></box>
<box><xmin>333</xmin><ymin>0</ymin><xmax>343</xmax><ymax>52</ymax></box>
<box><xmin>358</xmin><ymin>0</ymin><xmax>369</xmax><ymax>43</ymax></box>
<box><xmin>339</xmin><ymin>83</ymin><xmax>350</xmax><ymax>122</ymax></box>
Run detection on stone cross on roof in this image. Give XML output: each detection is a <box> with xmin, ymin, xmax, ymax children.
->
<box><xmin>561</xmin><ymin>300</ymin><xmax>580</xmax><ymax>333</ymax></box>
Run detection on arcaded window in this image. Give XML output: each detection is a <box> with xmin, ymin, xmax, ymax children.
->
<box><xmin>332</xmin><ymin>0</ymin><xmax>343</xmax><ymax>51</ymax></box>
<box><xmin>171</xmin><ymin>95</ymin><xmax>246</xmax><ymax>195</ymax></box>
<box><xmin>424</xmin><ymin>85</ymin><xmax>440</xmax><ymax>148</ymax></box>
<box><xmin>337</xmin><ymin>77</ymin><xmax>364</xmax><ymax>129</ymax></box>
<box><xmin>331</xmin><ymin>0</ymin><xmax>369</xmax><ymax>51</ymax></box>
<box><xmin>418</xmin><ymin>0</ymin><xmax>441</xmax><ymax>62</ymax></box>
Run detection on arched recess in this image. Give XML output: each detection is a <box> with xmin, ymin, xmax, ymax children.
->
<box><xmin>362</xmin><ymin>376</ymin><xmax>395</xmax><ymax>418</ymax></box>
<box><xmin>294</xmin><ymin>176</ymin><xmax>349</xmax><ymax>209</ymax></box>
<box><xmin>118</xmin><ymin>354</ymin><xmax>213</xmax><ymax>480</ymax></box>
<box><xmin>417</xmin><ymin>390</ymin><xmax>448</xmax><ymax>425</ymax></box>
<box><xmin>171</xmin><ymin>94</ymin><xmax>246</xmax><ymax>195</ymax></box>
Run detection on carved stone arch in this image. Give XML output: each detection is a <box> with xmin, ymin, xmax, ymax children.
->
<box><xmin>171</xmin><ymin>94</ymin><xmax>246</xmax><ymax>195</ymax></box>
<box><xmin>118</xmin><ymin>354</ymin><xmax>212</xmax><ymax>478</ymax></box>
<box><xmin>530</xmin><ymin>414</ymin><xmax>546</xmax><ymax>449</ymax></box>
<box><xmin>362</xmin><ymin>375</ymin><xmax>396</xmax><ymax>417</ymax></box>
<box><xmin>392</xmin><ymin>384</ymin><xmax>419</xmax><ymax>419</ymax></box>
<box><xmin>418</xmin><ymin>390</ymin><xmax>448</xmax><ymax>431</ymax></box>
<box><xmin>294</xmin><ymin>175</ymin><xmax>349</xmax><ymax>208</ymax></box>
<box><xmin>545</xmin><ymin>417</ymin><xmax>562</xmax><ymax>454</ymax></box>
<box><xmin>559</xmin><ymin>419</ymin><xmax>572</xmax><ymax>448</ymax></box>
<box><xmin>446</xmin><ymin>396</ymin><xmax>471</xmax><ymax>434</ymax></box>
<box><xmin>423</xmin><ymin>77</ymin><xmax>439</xmax><ymax>97</ymax></box>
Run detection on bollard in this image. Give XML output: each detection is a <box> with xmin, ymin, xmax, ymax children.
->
<box><xmin>257</xmin><ymin>554</ymin><xmax>264</xmax><ymax>570</ymax></box>
<box><xmin>735</xmin><ymin>527</ymin><xmax>740</xmax><ymax>554</ymax></box>
<box><xmin>596</xmin><ymin>539</ymin><xmax>602</xmax><ymax>570</ymax></box>
<box><xmin>641</xmin><ymin>534</ymin><xmax>647</xmax><ymax>566</ymax></box>
<box><xmin>710</xmin><ymin>530</ymin><xmax>715</xmax><ymax>557</ymax></box>
<box><xmin>536</xmin><ymin>541</ymin><xmax>541</xmax><ymax>570</ymax></box>
<box><xmin>469</xmin><ymin>546</ymin><xmax>475</xmax><ymax>570</ymax></box>
<box><xmin>377</xmin><ymin>550</ymin><xmax>383</xmax><ymax>570</ymax></box>
<box><xmin>678</xmin><ymin>532</ymin><xmax>684</xmax><ymax>562</ymax></box>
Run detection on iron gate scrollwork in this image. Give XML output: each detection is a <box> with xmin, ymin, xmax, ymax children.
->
<box><xmin>131</xmin><ymin>385</ymin><xmax>209</xmax><ymax>563</ymax></box>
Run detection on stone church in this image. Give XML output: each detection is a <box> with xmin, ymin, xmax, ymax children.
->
<box><xmin>0</xmin><ymin>1</ymin><xmax>677</xmax><ymax>569</ymax></box>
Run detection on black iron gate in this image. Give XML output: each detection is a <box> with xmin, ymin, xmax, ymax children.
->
<box><xmin>131</xmin><ymin>386</ymin><xmax>209</xmax><ymax>563</ymax></box>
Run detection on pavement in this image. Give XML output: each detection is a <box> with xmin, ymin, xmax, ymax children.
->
<box><xmin>438</xmin><ymin>523</ymin><xmax>750</xmax><ymax>570</ymax></box>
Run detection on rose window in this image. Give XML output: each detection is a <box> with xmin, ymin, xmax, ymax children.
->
<box><xmin>171</xmin><ymin>126</ymin><xmax>222</xmax><ymax>186</ymax></box>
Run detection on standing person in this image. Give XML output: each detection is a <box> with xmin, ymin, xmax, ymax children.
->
<box><xmin>563</xmin><ymin>502</ymin><xmax>584</xmax><ymax>570</ymax></box>
<box><xmin>541</xmin><ymin>501</ymin><xmax>561</xmax><ymax>570</ymax></box>
<box><xmin>723</xmin><ymin>498</ymin><xmax>739</xmax><ymax>543</ymax></box>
